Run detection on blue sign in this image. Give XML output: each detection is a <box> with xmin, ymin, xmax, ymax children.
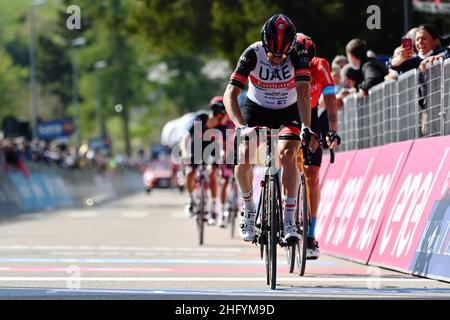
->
<box><xmin>37</xmin><ymin>119</ymin><xmax>75</xmax><ymax>141</ymax></box>
<box><xmin>410</xmin><ymin>190</ymin><xmax>450</xmax><ymax>281</ymax></box>
<box><xmin>89</xmin><ymin>137</ymin><xmax>112</xmax><ymax>156</ymax></box>
<box><xmin>0</xmin><ymin>176</ymin><xmax>20</xmax><ymax>214</ymax></box>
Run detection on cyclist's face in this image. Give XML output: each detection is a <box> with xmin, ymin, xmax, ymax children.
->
<box><xmin>267</xmin><ymin>52</ymin><xmax>286</xmax><ymax>66</ymax></box>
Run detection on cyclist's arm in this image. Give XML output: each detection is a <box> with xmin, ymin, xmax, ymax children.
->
<box><xmin>295</xmin><ymin>81</ymin><xmax>311</xmax><ymax>128</ymax></box>
<box><xmin>180</xmin><ymin>132</ymin><xmax>191</xmax><ymax>159</ymax></box>
<box><xmin>322</xmin><ymin>93</ymin><xmax>338</xmax><ymax>132</ymax></box>
<box><xmin>224</xmin><ymin>46</ymin><xmax>256</xmax><ymax>128</ymax></box>
<box><xmin>292</xmin><ymin>47</ymin><xmax>312</xmax><ymax>127</ymax></box>
<box><xmin>224</xmin><ymin>85</ymin><xmax>246</xmax><ymax>128</ymax></box>
<box><xmin>318</xmin><ymin>58</ymin><xmax>338</xmax><ymax>132</ymax></box>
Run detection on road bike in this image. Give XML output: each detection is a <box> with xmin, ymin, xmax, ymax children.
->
<box><xmin>192</xmin><ymin>163</ymin><xmax>209</xmax><ymax>245</ymax></box>
<box><xmin>243</xmin><ymin>127</ymin><xmax>305</xmax><ymax>290</ymax></box>
<box><xmin>285</xmin><ymin>145</ymin><xmax>335</xmax><ymax>276</ymax></box>
<box><xmin>222</xmin><ymin>170</ymin><xmax>240</xmax><ymax>238</ymax></box>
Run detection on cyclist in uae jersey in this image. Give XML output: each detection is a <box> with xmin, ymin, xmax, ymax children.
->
<box><xmin>296</xmin><ymin>33</ymin><xmax>341</xmax><ymax>259</ymax></box>
<box><xmin>223</xmin><ymin>13</ymin><xmax>318</xmax><ymax>243</ymax></box>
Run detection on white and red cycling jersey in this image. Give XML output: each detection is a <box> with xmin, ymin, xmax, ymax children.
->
<box><xmin>229</xmin><ymin>41</ymin><xmax>311</xmax><ymax>110</ymax></box>
<box><xmin>310</xmin><ymin>57</ymin><xmax>335</xmax><ymax>108</ymax></box>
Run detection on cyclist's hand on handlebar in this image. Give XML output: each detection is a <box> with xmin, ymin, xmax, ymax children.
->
<box><xmin>236</xmin><ymin>125</ymin><xmax>258</xmax><ymax>137</ymax></box>
<box><xmin>326</xmin><ymin>130</ymin><xmax>341</xmax><ymax>150</ymax></box>
<box><xmin>301</xmin><ymin>124</ymin><xmax>319</xmax><ymax>153</ymax></box>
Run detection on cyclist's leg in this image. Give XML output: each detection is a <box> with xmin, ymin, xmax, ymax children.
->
<box><xmin>219</xmin><ymin>166</ymin><xmax>230</xmax><ymax>227</ymax></box>
<box><xmin>278</xmin><ymin>134</ymin><xmax>301</xmax><ymax>240</ymax></box>
<box><xmin>235</xmin><ymin>140</ymin><xmax>258</xmax><ymax>241</ymax></box>
<box><xmin>207</xmin><ymin>164</ymin><xmax>219</xmax><ymax>224</ymax></box>
<box><xmin>186</xmin><ymin>165</ymin><xmax>197</xmax><ymax>193</ymax></box>
<box><xmin>184</xmin><ymin>164</ymin><xmax>197</xmax><ymax>217</ymax></box>
<box><xmin>237</xmin><ymin>99</ymin><xmax>268</xmax><ymax>241</ymax></box>
<box><xmin>302</xmin><ymin>107</ymin><xmax>323</xmax><ymax>258</ymax></box>
<box><xmin>277</xmin><ymin>104</ymin><xmax>302</xmax><ymax>240</ymax></box>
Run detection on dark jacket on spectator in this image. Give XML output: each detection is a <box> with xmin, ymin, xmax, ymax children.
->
<box><xmin>390</xmin><ymin>46</ymin><xmax>450</xmax><ymax>74</ymax></box>
<box><xmin>358</xmin><ymin>57</ymin><xmax>388</xmax><ymax>92</ymax></box>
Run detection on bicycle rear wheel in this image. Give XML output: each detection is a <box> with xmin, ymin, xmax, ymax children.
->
<box><xmin>196</xmin><ymin>179</ymin><xmax>207</xmax><ymax>246</ymax></box>
<box><xmin>296</xmin><ymin>172</ymin><xmax>309</xmax><ymax>276</ymax></box>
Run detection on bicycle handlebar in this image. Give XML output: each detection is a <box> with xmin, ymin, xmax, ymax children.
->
<box><xmin>234</xmin><ymin>126</ymin><xmax>335</xmax><ymax>164</ymax></box>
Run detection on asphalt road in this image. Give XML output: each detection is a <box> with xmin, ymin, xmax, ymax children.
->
<box><xmin>0</xmin><ymin>189</ymin><xmax>449</xmax><ymax>300</ymax></box>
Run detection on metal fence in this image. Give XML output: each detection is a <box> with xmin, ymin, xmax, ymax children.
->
<box><xmin>339</xmin><ymin>58</ymin><xmax>450</xmax><ymax>151</ymax></box>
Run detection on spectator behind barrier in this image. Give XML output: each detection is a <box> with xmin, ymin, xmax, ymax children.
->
<box><xmin>390</xmin><ymin>24</ymin><xmax>450</xmax><ymax>75</ymax></box>
<box><xmin>331</xmin><ymin>66</ymin><xmax>342</xmax><ymax>94</ymax></box>
<box><xmin>346</xmin><ymin>38</ymin><xmax>388</xmax><ymax>96</ymax></box>
<box><xmin>335</xmin><ymin>64</ymin><xmax>361</xmax><ymax>109</ymax></box>
<box><xmin>330</xmin><ymin>55</ymin><xmax>349</xmax><ymax>109</ymax></box>
<box><xmin>385</xmin><ymin>28</ymin><xmax>419</xmax><ymax>81</ymax></box>
<box><xmin>1</xmin><ymin>138</ymin><xmax>30</xmax><ymax>178</ymax></box>
<box><xmin>442</xmin><ymin>33</ymin><xmax>450</xmax><ymax>48</ymax></box>
<box><xmin>331</xmin><ymin>55</ymin><xmax>348</xmax><ymax>70</ymax></box>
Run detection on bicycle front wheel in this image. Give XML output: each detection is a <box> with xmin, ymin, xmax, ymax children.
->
<box><xmin>268</xmin><ymin>177</ymin><xmax>278</xmax><ymax>290</ymax></box>
<box><xmin>286</xmin><ymin>242</ymin><xmax>296</xmax><ymax>273</ymax></box>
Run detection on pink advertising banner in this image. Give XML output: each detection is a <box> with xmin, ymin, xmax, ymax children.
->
<box><xmin>319</xmin><ymin>150</ymin><xmax>331</xmax><ymax>188</ymax></box>
<box><xmin>320</xmin><ymin>141</ymin><xmax>413</xmax><ymax>263</ymax></box>
<box><xmin>316</xmin><ymin>150</ymin><xmax>357</xmax><ymax>244</ymax></box>
<box><xmin>318</xmin><ymin>146</ymin><xmax>383</xmax><ymax>254</ymax></box>
<box><xmin>370</xmin><ymin>136</ymin><xmax>450</xmax><ymax>272</ymax></box>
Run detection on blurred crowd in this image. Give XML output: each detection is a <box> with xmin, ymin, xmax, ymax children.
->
<box><xmin>0</xmin><ymin>134</ymin><xmax>147</xmax><ymax>178</ymax></box>
<box><xmin>327</xmin><ymin>24</ymin><xmax>450</xmax><ymax>110</ymax></box>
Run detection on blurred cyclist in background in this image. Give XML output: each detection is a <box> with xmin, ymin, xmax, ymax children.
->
<box><xmin>217</xmin><ymin>91</ymin><xmax>247</xmax><ymax>228</ymax></box>
<box><xmin>296</xmin><ymin>33</ymin><xmax>341</xmax><ymax>259</ymax></box>
<box><xmin>181</xmin><ymin>96</ymin><xmax>229</xmax><ymax>225</ymax></box>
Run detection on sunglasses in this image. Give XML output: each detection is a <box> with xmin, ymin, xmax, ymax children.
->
<box><xmin>266</xmin><ymin>51</ymin><xmax>287</xmax><ymax>61</ymax></box>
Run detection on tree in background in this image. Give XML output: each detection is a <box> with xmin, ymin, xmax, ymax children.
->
<box><xmin>0</xmin><ymin>48</ymin><xmax>28</xmax><ymax>121</ymax></box>
<box><xmin>1</xmin><ymin>0</ymin><xmax>447</xmax><ymax>156</ymax></box>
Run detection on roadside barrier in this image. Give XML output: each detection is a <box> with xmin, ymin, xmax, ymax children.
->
<box><xmin>251</xmin><ymin>135</ymin><xmax>449</xmax><ymax>281</ymax></box>
<box><xmin>0</xmin><ymin>164</ymin><xmax>143</xmax><ymax>214</ymax></box>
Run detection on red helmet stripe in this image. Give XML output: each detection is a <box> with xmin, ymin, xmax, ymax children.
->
<box><xmin>275</xmin><ymin>15</ymin><xmax>286</xmax><ymax>53</ymax></box>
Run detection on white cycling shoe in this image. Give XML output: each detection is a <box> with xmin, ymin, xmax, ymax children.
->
<box><xmin>184</xmin><ymin>200</ymin><xmax>195</xmax><ymax>218</ymax></box>
<box><xmin>208</xmin><ymin>211</ymin><xmax>217</xmax><ymax>225</ymax></box>
<box><xmin>239</xmin><ymin>209</ymin><xmax>257</xmax><ymax>242</ymax></box>
<box><xmin>283</xmin><ymin>223</ymin><xmax>301</xmax><ymax>242</ymax></box>
<box><xmin>306</xmin><ymin>237</ymin><xmax>321</xmax><ymax>259</ymax></box>
<box><xmin>218</xmin><ymin>211</ymin><xmax>227</xmax><ymax>228</ymax></box>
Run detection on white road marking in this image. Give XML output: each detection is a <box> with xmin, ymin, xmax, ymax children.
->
<box><xmin>122</xmin><ymin>247</ymin><xmax>147</xmax><ymax>251</ymax></box>
<box><xmin>0</xmin><ymin>245</ymin><xmax>243</xmax><ymax>252</ymax></box>
<box><xmin>170</xmin><ymin>212</ymin><xmax>187</xmax><ymax>218</ymax></box>
<box><xmin>97</xmin><ymin>246</ymin><xmax>121</xmax><ymax>251</ymax></box>
<box><xmin>120</xmin><ymin>212</ymin><xmax>148</xmax><ymax>218</ymax></box>
<box><xmin>69</xmin><ymin>212</ymin><xmax>97</xmax><ymax>218</ymax></box>
<box><xmin>33</xmin><ymin>288</ymin><xmax>450</xmax><ymax>299</ymax></box>
<box><xmin>0</xmin><ymin>277</ymin><xmax>437</xmax><ymax>282</ymax></box>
